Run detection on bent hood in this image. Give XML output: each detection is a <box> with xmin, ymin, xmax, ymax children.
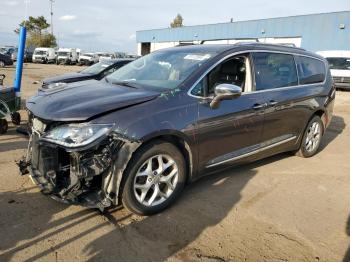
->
<box><xmin>43</xmin><ymin>72</ymin><xmax>93</xmax><ymax>85</ymax></box>
<box><xmin>27</xmin><ymin>80</ymin><xmax>160</xmax><ymax>121</ymax></box>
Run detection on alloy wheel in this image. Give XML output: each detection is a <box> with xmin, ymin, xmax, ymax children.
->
<box><xmin>133</xmin><ymin>154</ymin><xmax>179</xmax><ymax>207</ymax></box>
<box><xmin>305</xmin><ymin>121</ymin><xmax>321</xmax><ymax>153</ymax></box>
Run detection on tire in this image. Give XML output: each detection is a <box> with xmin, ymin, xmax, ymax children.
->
<box><xmin>0</xmin><ymin>119</ymin><xmax>8</xmax><ymax>134</ymax></box>
<box><xmin>121</xmin><ymin>140</ymin><xmax>186</xmax><ymax>215</ymax></box>
<box><xmin>11</xmin><ymin>112</ymin><xmax>21</xmax><ymax>125</ymax></box>
<box><xmin>296</xmin><ymin>115</ymin><xmax>324</xmax><ymax>158</ymax></box>
<box><xmin>0</xmin><ymin>61</ymin><xmax>5</xmax><ymax>68</ymax></box>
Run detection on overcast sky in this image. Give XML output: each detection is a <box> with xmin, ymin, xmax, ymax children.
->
<box><xmin>0</xmin><ymin>0</ymin><xmax>349</xmax><ymax>53</ymax></box>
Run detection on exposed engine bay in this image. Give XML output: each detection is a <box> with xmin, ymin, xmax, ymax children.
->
<box><xmin>18</xmin><ymin>114</ymin><xmax>140</xmax><ymax>211</ymax></box>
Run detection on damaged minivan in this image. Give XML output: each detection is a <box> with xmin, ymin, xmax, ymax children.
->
<box><xmin>20</xmin><ymin>43</ymin><xmax>335</xmax><ymax>215</ymax></box>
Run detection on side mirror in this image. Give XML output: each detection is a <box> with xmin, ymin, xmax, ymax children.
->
<box><xmin>210</xmin><ymin>84</ymin><xmax>242</xmax><ymax>109</ymax></box>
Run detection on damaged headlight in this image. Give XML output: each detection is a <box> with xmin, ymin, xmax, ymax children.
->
<box><xmin>41</xmin><ymin>124</ymin><xmax>114</xmax><ymax>148</ymax></box>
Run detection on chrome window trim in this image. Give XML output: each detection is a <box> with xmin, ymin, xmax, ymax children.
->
<box><xmin>187</xmin><ymin>49</ymin><xmax>328</xmax><ymax>99</ymax></box>
<box><xmin>206</xmin><ymin>135</ymin><xmax>297</xmax><ymax>168</ymax></box>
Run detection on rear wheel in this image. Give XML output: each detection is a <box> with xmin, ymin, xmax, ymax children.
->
<box><xmin>122</xmin><ymin>141</ymin><xmax>186</xmax><ymax>215</ymax></box>
<box><xmin>296</xmin><ymin>116</ymin><xmax>324</xmax><ymax>158</ymax></box>
<box><xmin>0</xmin><ymin>61</ymin><xmax>5</xmax><ymax>68</ymax></box>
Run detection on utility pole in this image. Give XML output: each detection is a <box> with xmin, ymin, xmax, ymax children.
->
<box><xmin>49</xmin><ymin>0</ymin><xmax>54</xmax><ymax>35</ymax></box>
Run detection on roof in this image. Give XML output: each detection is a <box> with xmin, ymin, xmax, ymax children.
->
<box><xmin>136</xmin><ymin>11</ymin><xmax>350</xmax><ymax>52</ymax></box>
<box><xmin>153</xmin><ymin>43</ymin><xmax>322</xmax><ymax>59</ymax></box>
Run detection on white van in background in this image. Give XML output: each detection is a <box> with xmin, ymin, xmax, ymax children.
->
<box><xmin>97</xmin><ymin>52</ymin><xmax>113</xmax><ymax>63</ymax></box>
<box><xmin>32</xmin><ymin>47</ymin><xmax>56</xmax><ymax>63</ymax></box>
<box><xmin>56</xmin><ymin>48</ymin><xmax>78</xmax><ymax>65</ymax></box>
<box><xmin>78</xmin><ymin>52</ymin><xmax>99</xmax><ymax>65</ymax></box>
<box><xmin>317</xmin><ymin>50</ymin><xmax>350</xmax><ymax>90</ymax></box>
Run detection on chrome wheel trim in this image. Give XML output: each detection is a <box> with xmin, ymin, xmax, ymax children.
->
<box><xmin>305</xmin><ymin>121</ymin><xmax>321</xmax><ymax>153</ymax></box>
<box><xmin>133</xmin><ymin>154</ymin><xmax>179</xmax><ymax>207</ymax></box>
<box><xmin>0</xmin><ymin>61</ymin><xmax>5</xmax><ymax>67</ymax></box>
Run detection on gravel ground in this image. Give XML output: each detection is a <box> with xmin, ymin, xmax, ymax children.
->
<box><xmin>0</xmin><ymin>64</ymin><xmax>349</xmax><ymax>261</ymax></box>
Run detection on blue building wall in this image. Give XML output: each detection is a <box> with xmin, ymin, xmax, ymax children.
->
<box><xmin>136</xmin><ymin>11</ymin><xmax>350</xmax><ymax>51</ymax></box>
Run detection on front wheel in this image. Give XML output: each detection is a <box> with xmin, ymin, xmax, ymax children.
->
<box><xmin>296</xmin><ymin>115</ymin><xmax>324</xmax><ymax>158</ymax></box>
<box><xmin>121</xmin><ymin>141</ymin><xmax>186</xmax><ymax>215</ymax></box>
<box><xmin>11</xmin><ymin>112</ymin><xmax>21</xmax><ymax>125</ymax></box>
<box><xmin>0</xmin><ymin>119</ymin><xmax>8</xmax><ymax>134</ymax></box>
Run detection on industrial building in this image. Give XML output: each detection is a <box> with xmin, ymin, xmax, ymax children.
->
<box><xmin>136</xmin><ymin>11</ymin><xmax>349</xmax><ymax>56</ymax></box>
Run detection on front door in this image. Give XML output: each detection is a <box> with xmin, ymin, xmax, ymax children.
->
<box><xmin>194</xmin><ymin>54</ymin><xmax>266</xmax><ymax>174</ymax></box>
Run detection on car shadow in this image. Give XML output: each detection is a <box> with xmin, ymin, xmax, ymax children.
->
<box><xmin>0</xmin><ymin>124</ymin><xmax>28</xmax><ymax>153</ymax></box>
<box><xmin>0</xmin><ymin>153</ymin><xmax>290</xmax><ymax>261</ymax></box>
<box><xmin>82</xmin><ymin>155</ymin><xmax>292</xmax><ymax>261</ymax></box>
<box><xmin>0</xmin><ymin>187</ymin><xmax>100</xmax><ymax>261</ymax></box>
<box><xmin>344</xmin><ymin>216</ymin><xmax>350</xmax><ymax>262</ymax></box>
<box><xmin>319</xmin><ymin>115</ymin><xmax>346</xmax><ymax>151</ymax></box>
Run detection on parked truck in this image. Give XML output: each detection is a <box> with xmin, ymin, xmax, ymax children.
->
<box><xmin>56</xmin><ymin>48</ymin><xmax>78</xmax><ymax>65</ymax></box>
<box><xmin>32</xmin><ymin>47</ymin><xmax>56</xmax><ymax>63</ymax></box>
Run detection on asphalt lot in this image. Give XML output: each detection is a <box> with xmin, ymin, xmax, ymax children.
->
<box><xmin>0</xmin><ymin>63</ymin><xmax>350</xmax><ymax>261</ymax></box>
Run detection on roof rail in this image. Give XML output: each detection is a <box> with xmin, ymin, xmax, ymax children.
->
<box><xmin>234</xmin><ymin>42</ymin><xmax>306</xmax><ymax>51</ymax></box>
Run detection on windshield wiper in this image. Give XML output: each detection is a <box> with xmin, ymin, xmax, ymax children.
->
<box><xmin>111</xmin><ymin>80</ymin><xmax>138</xmax><ymax>89</ymax></box>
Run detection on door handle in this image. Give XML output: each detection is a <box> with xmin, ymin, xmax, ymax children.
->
<box><xmin>252</xmin><ymin>103</ymin><xmax>267</xmax><ymax>110</ymax></box>
<box><xmin>268</xmin><ymin>100</ymin><xmax>278</xmax><ymax>106</ymax></box>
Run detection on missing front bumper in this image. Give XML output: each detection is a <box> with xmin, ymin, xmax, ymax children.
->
<box><xmin>19</xmin><ymin>133</ymin><xmax>125</xmax><ymax>210</ymax></box>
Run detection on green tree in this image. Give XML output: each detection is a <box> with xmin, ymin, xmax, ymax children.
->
<box><xmin>15</xmin><ymin>16</ymin><xmax>56</xmax><ymax>47</ymax></box>
<box><xmin>26</xmin><ymin>33</ymin><xmax>57</xmax><ymax>48</ymax></box>
<box><xmin>170</xmin><ymin>14</ymin><xmax>184</xmax><ymax>28</ymax></box>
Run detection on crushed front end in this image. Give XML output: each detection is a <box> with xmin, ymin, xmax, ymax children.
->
<box><xmin>19</xmin><ymin>114</ymin><xmax>140</xmax><ymax>210</ymax></box>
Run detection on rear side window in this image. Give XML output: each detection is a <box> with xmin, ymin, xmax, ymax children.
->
<box><xmin>297</xmin><ymin>56</ymin><xmax>326</xmax><ymax>84</ymax></box>
<box><xmin>252</xmin><ymin>52</ymin><xmax>298</xmax><ymax>91</ymax></box>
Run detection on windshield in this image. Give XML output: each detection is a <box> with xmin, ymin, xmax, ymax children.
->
<box><xmin>82</xmin><ymin>53</ymin><xmax>93</xmax><ymax>57</ymax></box>
<box><xmin>327</xmin><ymin>57</ymin><xmax>350</xmax><ymax>70</ymax></box>
<box><xmin>0</xmin><ymin>47</ymin><xmax>13</xmax><ymax>55</ymax></box>
<box><xmin>106</xmin><ymin>50</ymin><xmax>213</xmax><ymax>89</ymax></box>
<box><xmin>34</xmin><ymin>50</ymin><xmax>47</xmax><ymax>55</ymax></box>
<box><xmin>58</xmin><ymin>52</ymin><xmax>69</xmax><ymax>56</ymax></box>
<box><xmin>80</xmin><ymin>61</ymin><xmax>111</xmax><ymax>74</ymax></box>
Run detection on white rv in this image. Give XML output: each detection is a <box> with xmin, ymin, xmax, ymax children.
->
<box><xmin>32</xmin><ymin>47</ymin><xmax>56</xmax><ymax>63</ymax></box>
<box><xmin>317</xmin><ymin>50</ymin><xmax>350</xmax><ymax>90</ymax></box>
<box><xmin>56</xmin><ymin>48</ymin><xmax>78</xmax><ymax>65</ymax></box>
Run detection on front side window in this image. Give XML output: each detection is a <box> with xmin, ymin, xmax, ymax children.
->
<box><xmin>326</xmin><ymin>57</ymin><xmax>350</xmax><ymax>70</ymax></box>
<box><xmin>297</xmin><ymin>56</ymin><xmax>326</xmax><ymax>84</ymax></box>
<box><xmin>252</xmin><ymin>52</ymin><xmax>298</xmax><ymax>91</ymax></box>
<box><xmin>106</xmin><ymin>50</ymin><xmax>214</xmax><ymax>90</ymax></box>
<box><xmin>191</xmin><ymin>55</ymin><xmax>250</xmax><ymax>96</ymax></box>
